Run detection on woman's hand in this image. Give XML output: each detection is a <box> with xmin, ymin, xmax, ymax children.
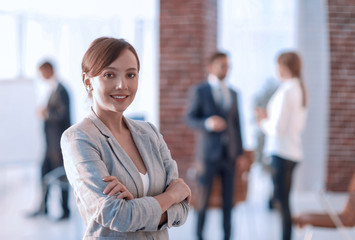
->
<box><xmin>255</xmin><ymin>107</ymin><xmax>267</xmax><ymax>125</ymax></box>
<box><xmin>165</xmin><ymin>178</ymin><xmax>192</xmax><ymax>205</ymax></box>
<box><xmin>153</xmin><ymin>178</ymin><xmax>191</xmax><ymax>222</ymax></box>
<box><xmin>102</xmin><ymin>176</ymin><xmax>134</xmax><ymax>200</ymax></box>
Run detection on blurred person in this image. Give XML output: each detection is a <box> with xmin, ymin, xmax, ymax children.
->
<box><xmin>253</xmin><ymin>77</ymin><xmax>279</xmax><ymax>166</ymax></box>
<box><xmin>252</xmin><ymin>77</ymin><xmax>279</xmax><ymax>210</ymax></box>
<box><xmin>28</xmin><ymin>61</ymin><xmax>71</xmax><ymax>220</ymax></box>
<box><xmin>185</xmin><ymin>52</ymin><xmax>244</xmax><ymax>240</ymax></box>
<box><xmin>60</xmin><ymin>37</ymin><xmax>191</xmax><ymax>239</ymax></box>
<box><xmin>256</xmin><ymin>51</ymin><xmax>307</xmax><ymax>240</ymax></box>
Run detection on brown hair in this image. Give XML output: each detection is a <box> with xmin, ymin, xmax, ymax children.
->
<box><xmin>208</xmin><ymin>52</ymin><xmax>227</xmax><ymax>64</ymax></box>
<box><xmin>277</xmin><ymin>52</ymin><xmax>307</xmax><ymax>108</ymax></box>
<box><xmin>39</xmin><ymin>61</ymin><xmax>54</xmax><ymax>71</ymax></box>
<box><xmin>82</xmin><ymin>37</ymin><xmax>140</xmax><ymax>78</ymax></box>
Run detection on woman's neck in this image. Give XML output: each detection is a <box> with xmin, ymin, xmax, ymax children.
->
<box><xmin>92</xmin><ymin>106</ymin><xmax>126</xmax><ymax>133</ymax></box>
<box><xmin>281</xmin><ymin>75</ymin><xmax>297</xmax><ymax>82</ymax></box>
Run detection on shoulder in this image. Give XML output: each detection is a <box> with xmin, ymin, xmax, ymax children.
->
<box><xmin>61</xmin><ymin>117</ymin><xmax>96</xmax><ymax>141</ymax></box>
<box><xmin>229</xmin><ymin>87</ymin><xmax>238</xmax><ymax>95</ymax></box>
<box><xmin>192</xmin><ymin>81</ymin><xmax>210</xmax><ymax>92</ymax></box>
<box><xmin>125</xmin><ymin>119</ymin><xmax>164</xmax><ymax>148</ymax></box>
<box><xmin>57</xmin><ymin>82</ymin><xmax>70</xmax><ymax>96</ymax></box>
<box><xmin>226</xmin><ymin>85</ymin><xmax>238</xmax><ymax>99</ymax></box>
<box><xmin>126</xmin><ymin>118</ymin><xmax>160</xmax><ymax>136</ymax></box>
<box><xmin>282</xmin><ymin>79</ymin><xmax>299</xmax><ymax>90</ymax></box>
<box><xmin>281</xmin><ymin>80</ymin><xmax>301</xmax><ymax>98</ymax></box>
<box><xmin>57</xmin><ymin>82</ymin><xmax>68</xmax><ymax>91</ymax></box>
<box><xmin>189</xmin><ymin>82</ymin><xmax>211</xmax><ymax>99</ymax></box>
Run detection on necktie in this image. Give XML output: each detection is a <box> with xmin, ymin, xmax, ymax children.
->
<box><xmin>217</xmin><ymin>86</ymin><xmax>225</xmax><ymax>109</ymax></box>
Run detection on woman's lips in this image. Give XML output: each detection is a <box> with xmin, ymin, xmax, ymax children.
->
<box><xmin>111</xmin><ymin>95</ymin><xmax>129</xmax><ymax>101</ymax></box>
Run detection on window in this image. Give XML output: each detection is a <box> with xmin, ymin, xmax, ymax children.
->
<box><xmin>0</xmin><ymin>14</ymin><xmax>18</xmax><ymax>79</ymax></box>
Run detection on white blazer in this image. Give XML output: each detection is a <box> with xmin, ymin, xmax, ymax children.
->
<box><xmin>61</xmin><ymin>111</ymin><xmax>189</xmax><ymax>239</ymax></box>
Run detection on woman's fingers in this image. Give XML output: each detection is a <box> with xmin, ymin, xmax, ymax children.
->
<box><xmin>103</xmin><ymin>181</ymin><xmax>114</xmax><ymax>194</ymax></box>
<box><xmin>185</xmin><ymin>186</ymin><xmax>192</xmax><ymax>204</ymax></box>
<box><xmin>166</xmin><ymin>178</ymin><xmax>192</xmax><ymax>204</ymax></box>
<box><xmin>184</xmin><ymin>181</ymin><xmax>192</xmax><ymax>204</ymax></box>
<box><xmin>102</xmin><ymin>176</ymin><xmax>134</xmax><ymax>199</ymax></box>
<box><xmin>116</xmin><ymin>190</ymin><xmax>134</xmax><ymax>200</ymax></box>
<box><xmin>186</xmin><ymin>194</ymin><xmax>191</xmax><ymax>205</ymax></box>
<box><xmin>108</xmin><ymin>184</ymin><xmax>124</xmax><ymax>196</ymax></box>
<box><xmin>102</xmin><ymin>176</ymin><xmax>119</xmax><ymax>194</ymax></box>
<box><xmin>103</xmin><ymin>181</ymin><xmax>121</xmax><ymax>195</ymax></box>
<box><xmin>102</xmin><ymin>176</ymin><xmax>117</xmax><ymax>182</ymax></box>
<box><xmin>187</xmin><ymin>183</ymin><xmax>192</xmax><ymax>204</ymax></box>
<box><xmin>102</xmin><ymin>176</ymin><xmax>121</xmax><ymax>195</ymax></box>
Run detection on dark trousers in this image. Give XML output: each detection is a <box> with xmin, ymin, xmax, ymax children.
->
<box><xmin>271</xmin><ymin>155</ymin><xmax>297</xmax><ymax>240</ymax></box>
<box><xmin>197</xmin><ymin>159</ymin><xmax>235</xmax><ymax>240</ymax></box>
<box><xmin>40</xmin><ymin>154</ymin><xmax>70</xmax><ymax>215</ymax></box>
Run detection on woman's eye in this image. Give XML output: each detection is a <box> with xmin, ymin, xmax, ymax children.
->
<box><xmin>127</xmin><ymin>73</ymin><xmax>136</xmax><ymax>79</ymax></box>
<box><xmin>104</xmin><ymin>73</ymin><xmax>114</xmax><ymax>78</ymax></box>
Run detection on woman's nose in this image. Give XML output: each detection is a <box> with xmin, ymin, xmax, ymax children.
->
<box><xmin>116</xmin><ymin>77</ymin><xmax>127</xmax><ymax>89</ymax></box>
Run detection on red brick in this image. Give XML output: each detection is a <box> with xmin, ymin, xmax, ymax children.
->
<box><xmin>327</xmin><ymin>0</ymin><xmax>355</xmax><ymax>191</ymax></box>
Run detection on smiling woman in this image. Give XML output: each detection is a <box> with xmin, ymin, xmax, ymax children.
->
<box><xmin>82</xmin><ymin>37</ymin><xmax>140</xmax><ymax>116</ymax></box>
<box><xmin>60</xmin><ymin>37</ymin><xmax>191</xmax><ymax>240</ymax></box>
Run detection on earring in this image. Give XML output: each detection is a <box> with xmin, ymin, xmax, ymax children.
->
<box><xmin>86</xmin><ymin>85</ymin><xmax>92</xmax><ymax>92</ymax></box>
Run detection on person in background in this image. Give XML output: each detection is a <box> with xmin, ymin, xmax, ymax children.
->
<box><xmin>253</xmin><ymin>77</ymin><xmax>279</xmax><ymax>167</ymax></box>
<box><xmin>252</xmin><ymin>77</ymin><xmax>279</xmax><ymax>209</ymax></box>
<box><xmin>28</xmin><ymin>61</ymin><xmax>71</xmax><ymax>220</ymax></box>
<box><xmin>61</xmin><ymin>37</ymin><xmax>191</xmax><ymax>239</ymax></box>
<box><xmin>185</xmin><ymin>52</ymin><xmax>244</xmax><ymax>240</ymax></box>
<box><xmin>256</xmin><ymin>51</ymin><xmax>307</xmax><ymax>240</ymax></box>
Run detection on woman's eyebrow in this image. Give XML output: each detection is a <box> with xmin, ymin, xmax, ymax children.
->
<box><xmin>105</xmin><ymin>67</ymin><xmax>137</xmax><ymax>71</ymax></box>
<box><xmin>105</xmin><ymin>67</ymin><xmax>117</xmax><ymax>71</ymax></box>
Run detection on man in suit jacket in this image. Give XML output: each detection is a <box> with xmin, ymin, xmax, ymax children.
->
<box><xmin>29</xmin><ymin>61</ymin><xmax>71</xmax><ymax>220</ymax></box>
<box><xmin>185</xmin><ymin>52</ymin><xmax>243</xmax><ymax>240</ymax></box>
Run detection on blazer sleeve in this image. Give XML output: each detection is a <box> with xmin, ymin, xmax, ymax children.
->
<box><xmin>147</xmin><ymin>122</ymin><xmax>190</xmax><ymax>229</ymax></box>
<box><xmin>185</xmin><ymin>86</ymin><xmax>209</xmax><ymax>131</ymax></box>
<box><xmin>61</xmin><ymin>128</ymin><xmax>163</xmax><ymax>233</ymax></box>
<box><xmin>47</xmin><ymin>85</ymin><xmax>70</xmax><ymax>124</ymax></box>
<box><xmin>233</xmin><ymin>91</ymin><xmax>244</xmax><ymax>154</ymax></box>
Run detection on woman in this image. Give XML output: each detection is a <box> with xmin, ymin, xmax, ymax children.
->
<box><xmin>61</xmin><ymin>37</ymin><xmax>191</xmax><ymax>239</ymax></box>
<box><xmin>256</xmin><ymin>51</ymin><xmax>307</xmax><ymax>240</ymax></box>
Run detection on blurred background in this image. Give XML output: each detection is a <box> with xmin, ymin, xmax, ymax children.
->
<box><xmin>0</xmin><ymin>0</ymin><xmax>354</xmax><ymax>239</ymax></box>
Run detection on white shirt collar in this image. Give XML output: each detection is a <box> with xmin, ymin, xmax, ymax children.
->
<box><xmin>47</xmin><ymin>76</ymin><xmax>58</xmax><ymax>92</ymax></box>
<box><xmin>282</xmin><ymin>77</ymin><xmax>298</xmax><ymax>85</ymax></box>
<box><xmin>208</xmin><ymin>74</ymin><xmax>225</xmax><ymax>89</ymax></box>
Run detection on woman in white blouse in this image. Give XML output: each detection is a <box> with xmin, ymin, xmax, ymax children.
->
<box><xmin>256</xmin><ymin>51</ymin><xmax>307</xmax><ymax>240</ymax></box>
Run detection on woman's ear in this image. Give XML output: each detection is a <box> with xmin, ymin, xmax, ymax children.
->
<box><xmin>83</xmin><ymin>73</ymin><xmax>92</xmax><ymax>92</ymax></box>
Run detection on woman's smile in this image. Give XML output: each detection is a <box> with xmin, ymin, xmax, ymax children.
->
<box><xmin>111</xmin><ymin>94</ymin><xmax>129</xmax><ymax>102</ymax></box>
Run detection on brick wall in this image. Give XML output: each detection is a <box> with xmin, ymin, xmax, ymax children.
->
<box><xmin>327</xmin><ymin>0</ymin><xmax>355</xmax><ymax>191</ymax></box>
<box><xmin>159</xmin><ymin>0</ymin><xmax>217</xmax><ymax>180</ymax></box>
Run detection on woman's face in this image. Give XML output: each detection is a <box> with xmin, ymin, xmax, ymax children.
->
<box><xmin>90</xmin><ymin>49</ymin><xmax>139</xmax><ymax>115</ymax></box>
<box><xmin>277</xmin><ymin>63</ymin><xmax>291</xmax><ymax>81</ymax></box>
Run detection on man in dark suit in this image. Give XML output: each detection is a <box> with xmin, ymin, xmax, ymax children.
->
<box><xmin>29</xmin><ymin>61</ymin><xmax>71</xmax><ymax>220</ymax></box>
<box><xmin>185</xmin><ymin>52</ymin><xmax>243</xmax><ymax>240</ymax></box>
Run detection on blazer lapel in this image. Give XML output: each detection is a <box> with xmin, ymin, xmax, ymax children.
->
<box><xmin>47</xmin><ymin>84</ymin><xmax>60</xmax><ymax>108</ymax></box>
<box><xmin>88</xmin><ymin>111</ymin><xmax>143</xmax><ymax>197</ymax></box>
<box><xmin>205</xmin><ymin>84</ymin><xmax>225</xmax><ymax>115</ymax></box>
<box><xmin>125</xmin><ymin>119</ymin><xmax>159</xmax><ymax>197</ymax></box>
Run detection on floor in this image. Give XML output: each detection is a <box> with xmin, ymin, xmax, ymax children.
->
<box><xmin>0</xmin><ymin>162</ymin><xmax>354</xmax><ymax>240</ymax></box>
